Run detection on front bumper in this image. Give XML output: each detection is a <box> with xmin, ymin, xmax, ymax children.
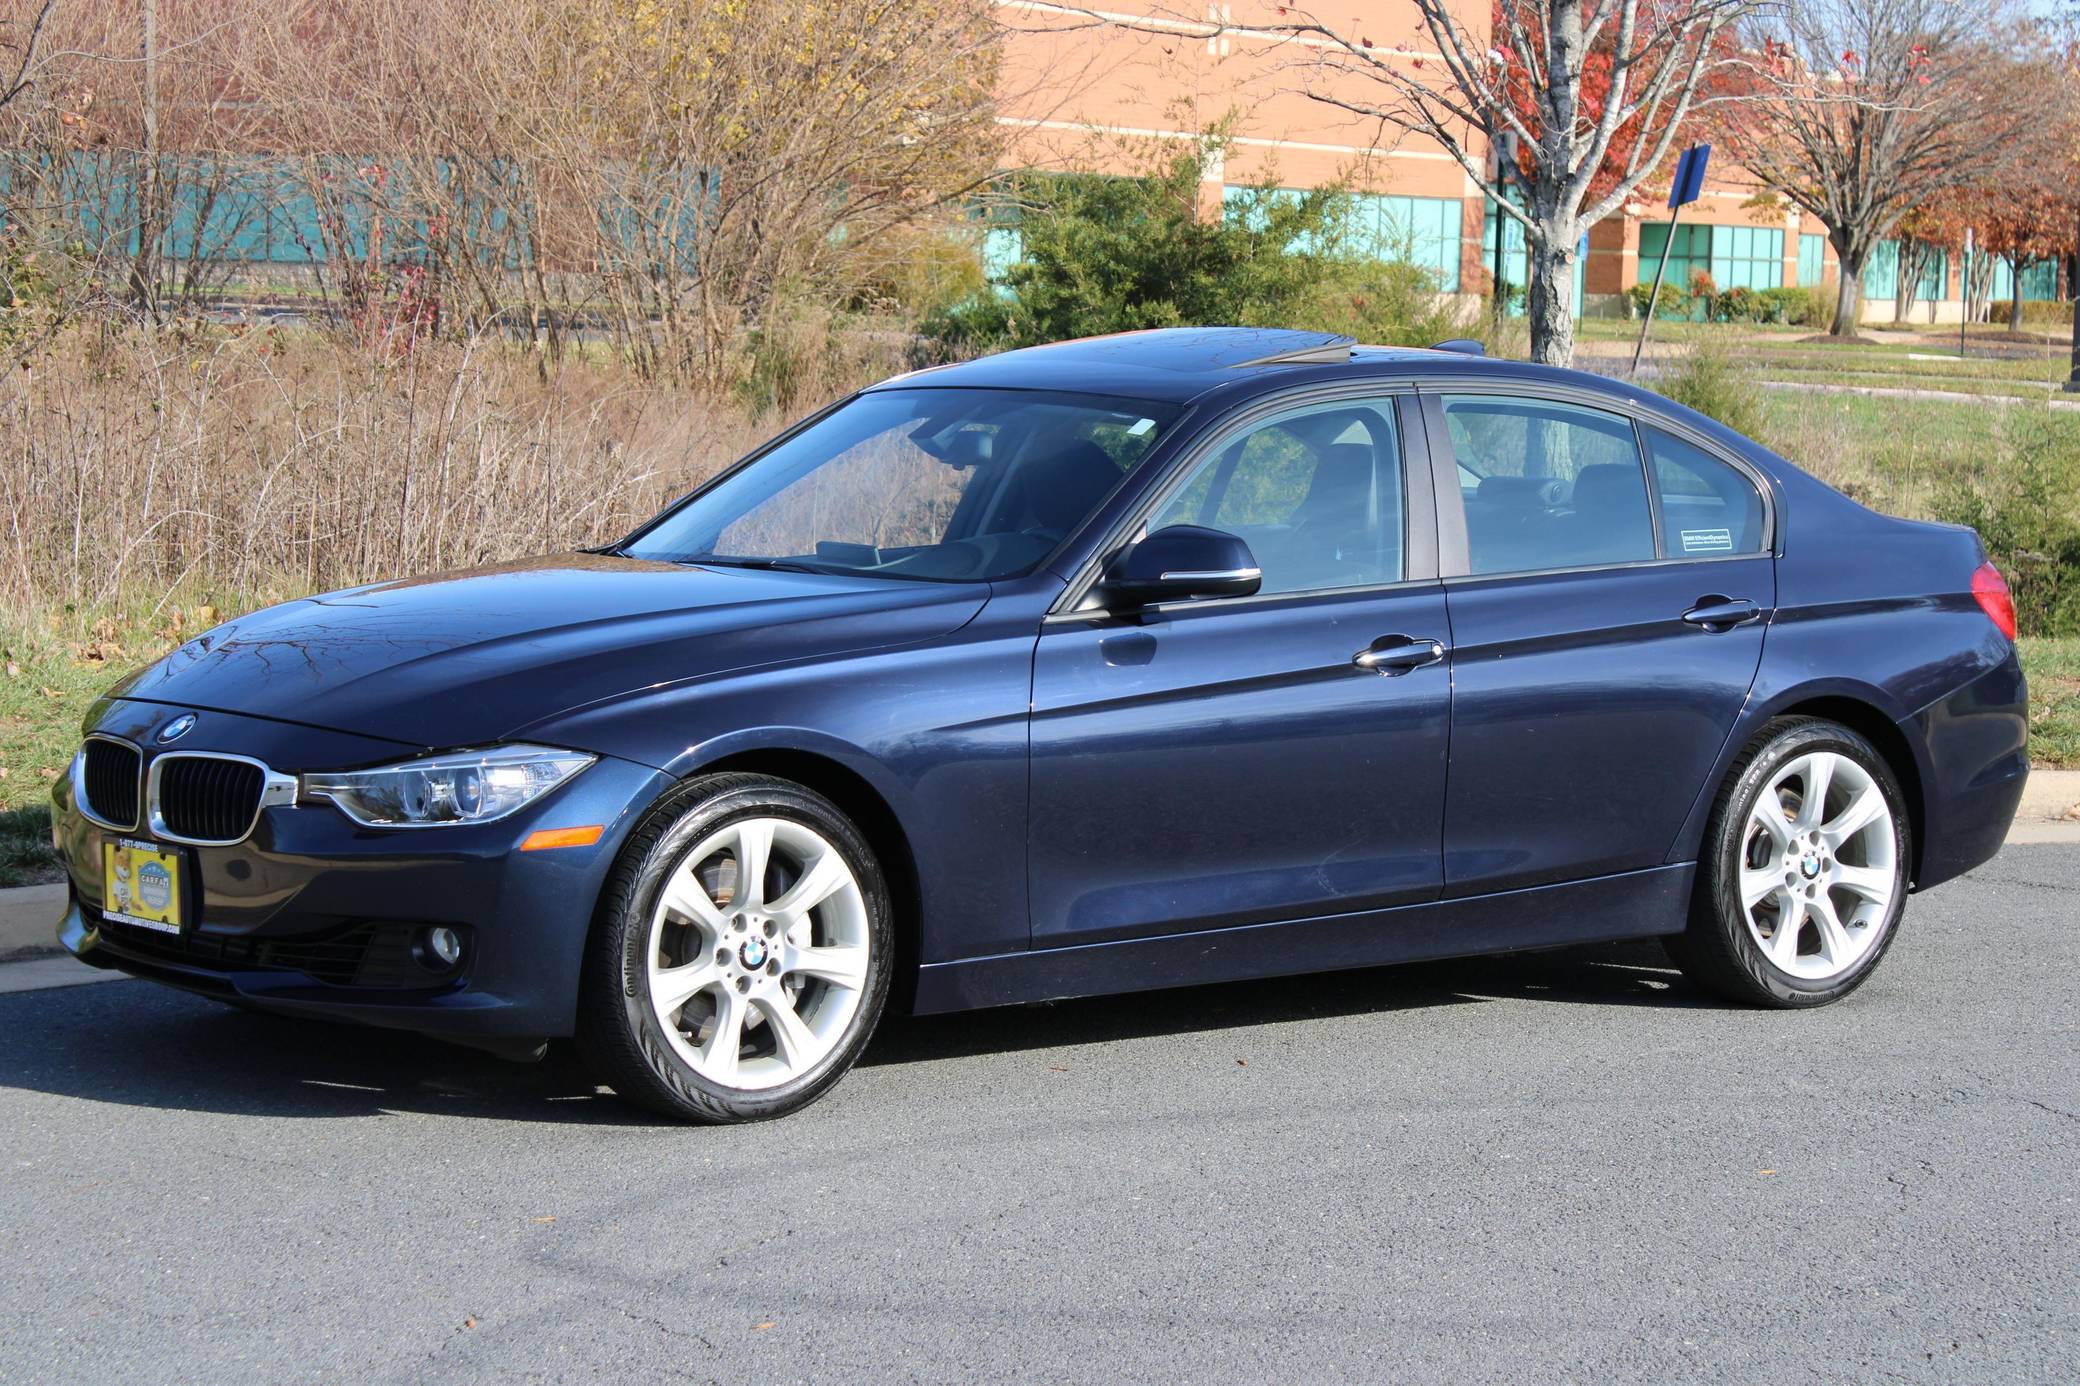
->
<box><xmin>53</xmin><ymin>701</ymin><xmax>670</xmax><ymax>1040</ymax></box>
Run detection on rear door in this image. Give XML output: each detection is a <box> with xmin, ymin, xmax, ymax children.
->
<box><xmin>1422</xmin><ymin>390</ymin><xmax>1775</xmax><ymax>896</ymax></box>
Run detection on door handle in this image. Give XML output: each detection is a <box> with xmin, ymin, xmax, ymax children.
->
<box><xmin>1681</xmin><ymin>596</ymin><xmax>1762</xmax><ymax>631</ymax></box>
<box><xmin>1353</xmin><ymin>635</ymin><xmax>1447</xmax><ymax>675</ymax></box>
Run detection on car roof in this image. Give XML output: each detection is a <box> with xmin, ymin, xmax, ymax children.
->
<box><xmin>870</xmin><ymin>327</ymin><xmax>1664</xmax><ymax>412</ymax></box>
<box><xmin>863</xmin><ymin>326</ymin><xmax>1795</xmax><ymax>495</ymax></box>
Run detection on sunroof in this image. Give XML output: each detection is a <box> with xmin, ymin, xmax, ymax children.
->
<box><xmin>1234</xmin><ymin>336</ymin><xmax>1356</xmax><ymax>368</ymax></box>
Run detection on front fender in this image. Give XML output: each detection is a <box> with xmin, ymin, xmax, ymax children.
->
<box><xmin>514</xmin><ymin>614</ymin><xmax>1041</xmax><ymax>961</ymax></box>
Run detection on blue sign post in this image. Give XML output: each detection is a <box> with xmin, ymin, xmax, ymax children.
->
<box><xmin>1631</xmin><ymin>143</ymin><xmax>1712</xmax><ymax>376</ymax></box>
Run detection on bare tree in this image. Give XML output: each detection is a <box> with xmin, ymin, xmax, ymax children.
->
<box><xmin>1048</xmin><ymin>1</ymin><xmax>1762</xmax><ymax>365</ymax></box>
<box><xmin>1718</xmin><ymin>0</ymin><xmax>2037</xmax><ymax>337</ymax></box>
<box><xmin>0</xmin><ymin>0</ymin><xmax>57</xmax><ymax>113</ymax></box>
<box><xmin>242</xmin><ymin>0</ymin><xmax>1010</xmax><ymax>386</ymax></box>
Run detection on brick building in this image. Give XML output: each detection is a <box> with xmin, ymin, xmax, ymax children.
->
<box><xmin>993</xmin><ymin>1</ymin><xmax>2062</xmax><ymax>322</ymax></box>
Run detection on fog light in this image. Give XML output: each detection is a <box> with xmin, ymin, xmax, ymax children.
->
<box><xmin>425</xmin><ymin>926</ymin><xmax>464</xmax><ymax>967</ymax></box>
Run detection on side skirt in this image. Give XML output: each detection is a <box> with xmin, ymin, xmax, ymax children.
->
<box><xmin>912</xmin><ymin>862</ymin><xmax>1696</xmax><ymax>1015</ymax></box>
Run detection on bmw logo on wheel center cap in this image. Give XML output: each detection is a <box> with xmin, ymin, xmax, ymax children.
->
<box><xmin>739</xmin><ymin>936</ymin><xmax>769</xmax><ymax>970</ymax></box>
<box><xmin>157</xmin><ymin>713</ymin><xmax>198</xmax><ymax>744</ymax></box>
<box><xmin>1800</xmin><ymin>853</ymin><xmax>1822</xmax><ymax>879</ymax></box>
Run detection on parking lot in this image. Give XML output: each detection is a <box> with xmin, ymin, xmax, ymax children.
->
<box><xmin>2</xmin><ymin>846</ymin><xmax>2075</xmax><ymax>1383</ymax></box>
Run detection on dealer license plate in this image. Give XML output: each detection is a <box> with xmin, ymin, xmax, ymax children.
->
<box><xmin>102</xmin><ymin>838</ymin><xmax>187</xmax><ymax>935</ymax></box>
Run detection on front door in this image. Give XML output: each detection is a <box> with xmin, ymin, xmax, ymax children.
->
<box><xmin>1027</xmin><ymin>392</ymin><xmax>1452</xmax><ymax>949</ymax></box>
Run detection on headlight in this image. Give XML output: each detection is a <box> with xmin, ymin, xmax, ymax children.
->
<box><xmin>302</xmin><ymin>744</ymin><xmax>595</xmax><ymax>828</ymax></box>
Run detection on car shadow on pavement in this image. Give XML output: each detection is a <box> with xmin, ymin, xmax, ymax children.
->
<box><xmin>863</xmin><ymin>936</ymin><xmax>1710</xmax><ymax>1068</ymax></box>
<box><xmin>0</xmin><ymin>938</ymin><xmax>1705</xmax><ymax>1124</ymax></box>
<box><xmin>0</xmin><ymin>978</ymin><xmax>652</xmax><ymax>1126</ymax></box>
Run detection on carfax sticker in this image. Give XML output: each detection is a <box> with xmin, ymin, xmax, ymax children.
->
<box><xmin>1680</xmin><ymin>528</ymin><xmax>1733</xmax><ymax>554</ymax></box>
<box><xmin>102</xmin><ymin>838</ymin><xmax>184</xmax><ymax>934</ymax></box>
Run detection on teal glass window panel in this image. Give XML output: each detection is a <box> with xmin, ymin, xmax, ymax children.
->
<box><xmin>1797</xmin><ymin>233</ymin><xmax>1826</xmax><ymax>286</ymax></box>
<box><xmin>1366</xmin><ymin>194</ymin><xmax>1462</xmax><ymax>292</ymax></box>
<box><xmin>1862</xmin><ymin>240</ymin><xmax>1899</xmax><ymax>300</ymax></box>
<box><xmin>1981</xmin><ymin>257</ymin><xmax>2054</xmax><ymax>304</ymax></box>
<box><xmin>981</xmin><ymin>227</ymin><xmax>1023</xmax><ymax>284</ymax></box>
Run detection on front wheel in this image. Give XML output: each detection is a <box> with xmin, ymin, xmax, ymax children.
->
<box><xmin>1664</xmin><ymin>718</ymin><xmax>1912</xmax><ymax>1007</ymax></box>
<box><xmin>577</xmin><ymin>773</ymin><xmax>893</xmax><ymax>1122</ymax></box>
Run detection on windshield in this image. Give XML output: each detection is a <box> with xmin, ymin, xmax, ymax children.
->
<box><xmin>621</xmin><ymin>388</ymin><xmax>1182</xmax><ymax>582</ymax></box>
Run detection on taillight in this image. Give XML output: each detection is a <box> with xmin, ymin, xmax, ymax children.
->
<box><xmin>1971</xmin><ymin>561</ymin><xmax>2017</xmax><ymax>641</ymax></box>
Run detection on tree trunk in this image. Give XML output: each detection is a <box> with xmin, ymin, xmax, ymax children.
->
<box><xmin>2008</xmin><ymin>256</ymin><xmax>2024</xmax><ymax>335</ymax></box>
<box><xmin>128</xmin><ymin>0</ymin><xmax>160</xmax><ymax>319</ymax></box>
<box><xmin>1829</xmin><ymin>248</ymin><xmax>1865</xmax><ymax>338</ymax></box>
<box><xmin>2069</xmin><ymin>199</ymin><xmax>2080</xmax><ymax>391</ymax></box>
<box><xmin>1893</xmin><ymin>239</ymin><xmax>1924</xmax><ymax>325</ymax></box>
<box><xmin>1526</xmin><ymin>231</ymin><xmax>1577</xmax><ymax>367</ymax></box>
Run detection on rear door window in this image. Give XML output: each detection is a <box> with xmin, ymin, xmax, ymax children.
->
<box><xmin>1643</xmin><ymin>425</ymin><xmax>1767</xmax><ymax>557</ymax></box>
<box><xmin>1441</xmin><ymin>395</ymin><xmax>1656</xmax><ymax>575</ymax></box>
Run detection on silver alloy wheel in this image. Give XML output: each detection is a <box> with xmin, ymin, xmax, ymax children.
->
<box><xmin>1738</xmin><ymin>750</ymin><xmax>1898</xmax><ymax>982</ymax></box>
<box><xmin>645</xmin><ymin>815</ymin><xmax>871</xmax><ymax>1092</ymax></box>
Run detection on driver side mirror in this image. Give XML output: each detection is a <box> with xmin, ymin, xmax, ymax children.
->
<box><xmin>1098</xmin><ymin>525</ymin><xmax>1262</xmax><ymax>610</ymax></box>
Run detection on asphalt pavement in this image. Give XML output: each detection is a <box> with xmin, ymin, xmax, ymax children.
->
<box><xmin>2</xmin><ymin>847</ymin><xmax>2075</xmax><ymax>1384</ymax></box>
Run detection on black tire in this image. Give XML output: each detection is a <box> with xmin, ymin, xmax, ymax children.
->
<box><xmin>576</xmin><ymin>772</ymin><xmax>893</xmax><ymax>1122</ymax></box>
<box><xmin>1663</xmin><ymin>717</ymin><xmax>1912</xmax><ymax>1008</ymax></box>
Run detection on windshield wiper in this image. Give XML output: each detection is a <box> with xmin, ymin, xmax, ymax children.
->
<box><xmin>677</xmin><ymin>555</ymin><xmax>837</xmax><ymax>575</ymax></box>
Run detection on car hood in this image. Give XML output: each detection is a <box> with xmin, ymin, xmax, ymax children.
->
<box><xmin>108</xmin><ymin>554</ymin><xmax>990</xmax><ymax>753</ymax></box>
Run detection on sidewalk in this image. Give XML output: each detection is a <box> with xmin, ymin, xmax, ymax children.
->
<box><xmin>0</xmin><ymin>883</ymin><xmax>66</xmax><ymax>964</ymax></box>
<box><xmin>3</xmin><ymin>771</ymin><xmax>2076</xmax><ymax>972</ymax></box>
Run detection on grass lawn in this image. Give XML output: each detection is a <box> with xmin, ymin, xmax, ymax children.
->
<box><xmin>2021</xmin><ymin>638</ymin><xmax>2080</xmax><ymax>771</ymax></box>
<box><xmin>0</xmin><ymin>603</ymin><xmax>208</xmax><ymax>886</ymax></box>
<box><xmin>1577</xmin><ymin>319</ymin><xmax>2077</xmax><ymax>401</ymax></box>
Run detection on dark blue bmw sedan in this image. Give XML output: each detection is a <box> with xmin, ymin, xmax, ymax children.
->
<box><xmin>52</xmin><ymin>328</ymin><xmax>2029</xmax><ymax>1121</ymax></box>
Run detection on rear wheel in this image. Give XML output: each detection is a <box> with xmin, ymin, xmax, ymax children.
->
<box><xmin>1664</xmin><ymin>718</ymin><xmax>1911</xmax><ymax>1007</ymax></box>
<box><xmin>577</xmin><ymin>773</ymin><xmax>892</xmax><ymax>1122</ymax></box>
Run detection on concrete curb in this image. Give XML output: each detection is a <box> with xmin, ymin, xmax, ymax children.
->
<box><xmin>2017</xmin><ymin>768</ymin><xmax>2080</xmax><ymax>823</ymax></box>
<box><xmin>0</xmin><ymin>883</ymin><xmax>66</xmax><ymax>964</ymax></box>
<box><xmin>4</xmin><ymin>771</ymin><xmax>2077</xmax><ymax>976</ymax></box>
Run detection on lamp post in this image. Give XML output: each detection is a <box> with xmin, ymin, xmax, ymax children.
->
<box><xmin>2067</xmin><ymin>202</ymin><xmax>2080</xmax><ymax>393</ymax></box>
<box><xmin>1960</xmin><ymin>227</ymin><xmax>1971</xmax><ymax>362</ymax></box>
<box><xmin>1487</xmin><ymin>129</ymin><xmax>1519</xmax><ymax>320</ymax></box>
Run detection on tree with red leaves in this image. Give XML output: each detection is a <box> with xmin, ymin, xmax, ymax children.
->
<box><xmin>1943</xmin><ymin>179</ymin><xmax>2079</xmax><ymax>332</ymax></box>
<box><xmin>1246</xmin><ymin>0</ymin><xmax>1764</xmax><ymax>366</ymax></box>
<box><xmin>1716</xmin><ymin>0</ymin><xmax>2042</xmax><ymax>337</ymax></box>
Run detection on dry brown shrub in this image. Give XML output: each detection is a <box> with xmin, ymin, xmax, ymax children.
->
<box><xmin>0</xmin><ymin>326</ymin><xmax>887</xmax><ymax>615</ymax></box>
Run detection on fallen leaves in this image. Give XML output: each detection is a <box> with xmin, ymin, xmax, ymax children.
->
<box><xmin>751</xmin><ymin>1321</ymin><xmax>775</xmax><ymax>1333</ymax></box>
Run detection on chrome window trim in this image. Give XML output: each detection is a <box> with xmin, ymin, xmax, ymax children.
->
<box><xmin>1440</xmin><ymin>550</ymin><xmax>1775</xmax><ymax>587</ymax></box>
<box><xmin>73</xmin><ymin>733</ymin><xmax>143</xmax><ymax>833</ymax></box>
<box><xmin>145</xmin><ymin>750</ymin><xmax>299</xmax><ymax>848</ymax></box>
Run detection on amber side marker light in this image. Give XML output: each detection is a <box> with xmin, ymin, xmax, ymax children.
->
<box><xmin>521</xmin><ymin>825</ymin><xmax>605</xmax><ymax>851</ymax></box>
